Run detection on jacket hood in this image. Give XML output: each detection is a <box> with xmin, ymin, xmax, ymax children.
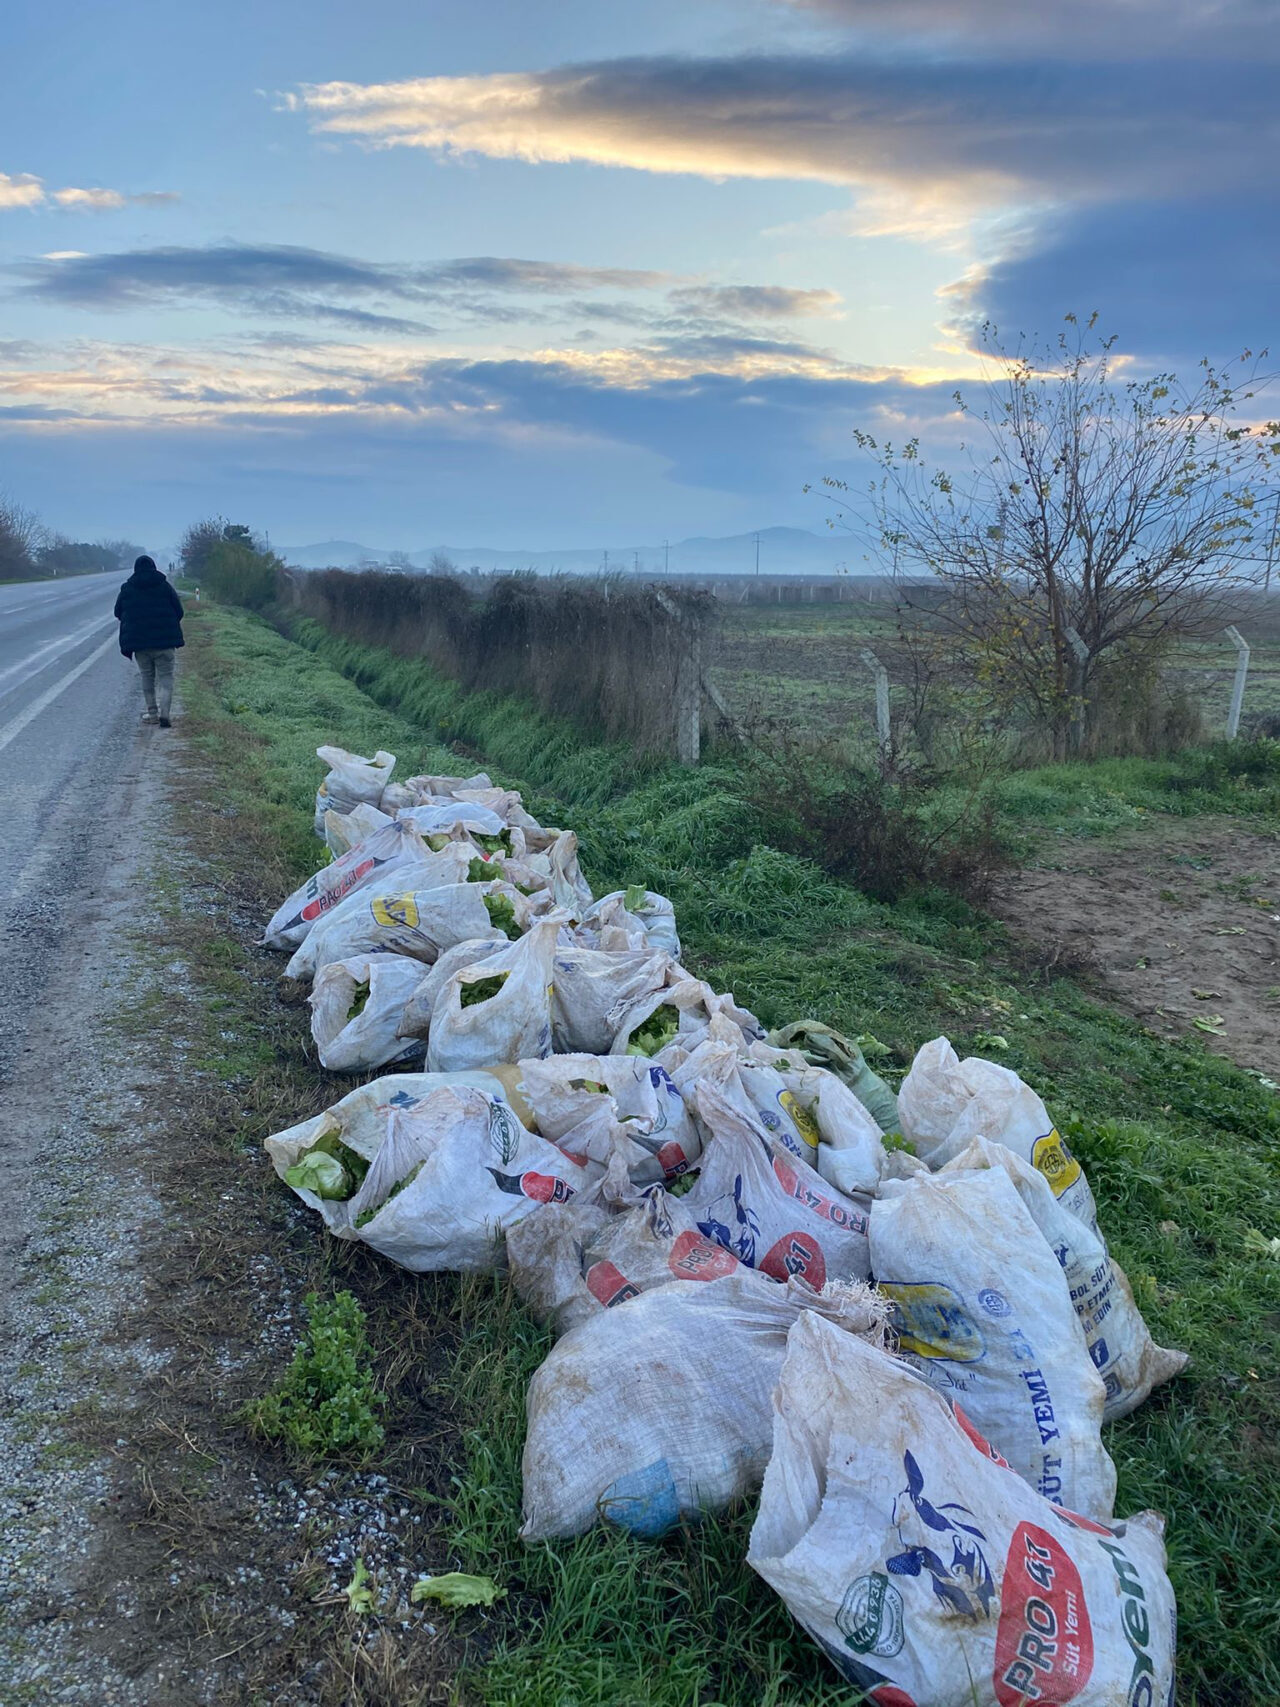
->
<box><xmin>129</xmin><ymin>563</ymin><xmax>166</xmax><ymax>581</ymax></box>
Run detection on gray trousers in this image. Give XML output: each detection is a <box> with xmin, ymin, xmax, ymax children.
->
<box><xmin>134</xmin><ymin>648</ymin><xmax>176</xmax><ymax>717</ymax></box>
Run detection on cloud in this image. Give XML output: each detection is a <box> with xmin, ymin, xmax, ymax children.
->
<box><xmin>667</xmin><ymin>284</ymin><xmax>840</xmax><ymax>319</ymax></box>
<box><xmin>0</xmin><ymin>172</ymin><xmax>47</xmax><ymax>210</ymax></box>
<box><xmin>775</xmin><ymin>0</ymin><xmax>1277</xmax><ymax>58</ymax></box>
<box><xmin>0</xmin><ymin>171</ymin><xmax>179</xmax><ymax>212</ymax></box>
<box><xmin>53</xmin><ymin>188</ymin><xmax>127</xmax><ymax>210</ymax></box>
<box><xmin>419</xmin><ymin>256</ymin><xmax>671</xmax><ymax>292</ymax></box>
<box><xmin>287</xmin><ymin>51</ymin><xmax>1277</xmax><ymax>237</ymax></box>
<box><xmin>11</xmin><ymin>241</ymin><xmax>851</xmax><ymax>349</ymax></box>
<box><xmin>966</xmin><ymin>195</ymin><xmax>1280</xmax><ymax>363</ymax></box>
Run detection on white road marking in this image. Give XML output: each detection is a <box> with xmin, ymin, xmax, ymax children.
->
<box><xmin>0</xmin><ymin>633</ymin><xmax>119</xmax><ymax>757</ymax></box>
<box><xmin>0</xmin><ymin>613</ymin><xmax>114</xmax><ymax>690</ymax></box>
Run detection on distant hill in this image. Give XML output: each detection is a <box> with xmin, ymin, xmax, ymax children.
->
<box><xmin>277</xmin><ymin>526</ymin><xmax>861</xmax><ymax>578</ymax></box>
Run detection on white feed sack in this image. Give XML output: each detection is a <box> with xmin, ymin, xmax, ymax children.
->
<box><xmin>942</xmin><ymin>1137</ymin><xmax>1188</xmax><ymax>1421</ymax></box>
<box><xmin>263</xmin><ymin>819</ymin><xmax>437</xmax><ymax>950</ymax></box>
<box><xmin>283</xmin><ymin>878</ymin><xmax>519</xmax><ymax>980</ymax></box>
<box><xmin>308</xmin><ymin>955</ymin><xmax>427</xmax><ymax>1073</ymax></box>
<box><xmin>579</xmin><ymin>889</ymin><xmax>682</xmax><ymax>958</ymax></box>
<box><xmin>871</xmin><ymin>1167</ymin><xmax>1116</xmax><ymax>1519</ymax></box>
<box><xmin>396</xmin><ymin>937</ymin><xmax>508</xmax><ymax>1042</ymax></box>
<box><xmin>609</xmin><ymin>976</ymin><xmax>763</xmax><ymax>1059</ymax></box>
<box><xmin>520</xmin><ymin>1272</ymin><xmax>888</xmax><ymax>1541</ymax></box>
<box><xmin>736</xmin><ymin>1045</ymin><xmax>887</xmax><ymax>1198</ymax></box>
<box><xmin>507</xmin><ymin>1182</ymin><xmax>747</xmax><ymax>1337</ymax></box>
<box><xmin>268</xmin><ymin>1081</ymin><xmax>593</xmax><ymax>1272</ymax></box>
<box><xmin>899</xmin><ymin>1037</ymin><xmax>1098</xmax><ymax>1229</ymax></box>
<box><xmin>682</xmin><ymin>1080</ymin><xmax>872</xmax><ymax>1286</ymax></box>
<box><xmin>515</xmin><ymin>1052</ymin><xmax>703</xmax><ymax>1184</ymax></box>
<box><xmin>314</xmin><ymin>745</ymin><xmax>396</xmax><ymax>835</ymax></box>
<box><xmin>324</xmin><ymin>802</ymin><xmax>393</xmax><ymax>856</ymax></box>
<box><xmin>548</xmin><ymin>947</ymin><xmax>673</xmax><ymax>1054</ymax></box>
<box><xmin>265</xmin><ymin>1067</ymin><xmax>519</xmax><ymax>1226</ymax></box>
<box><xmin>426</xmin><ymin>917</ymin><xmax>563</xmax><ymax>1071</ymax></box>
<box><xmin>749</xmin><ymin>1313</ymin><xmax>1176</xmax><ymax>1707</ymax></box>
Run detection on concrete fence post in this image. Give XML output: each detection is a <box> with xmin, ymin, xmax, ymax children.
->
<box><xmin>657</xmin><ymin>590</ymin><xmax>703</xmax><ymax>764</ymax></box>
<box><xmin>860</xmin><ymin>648</ymin><xmax>891</xmax><ymax>758</ymax></box>
<box><xmin>1065</xmin><ymin>626</ymin><xmax>1089</xmax><ymax>756</ymax></box>
<box><xmin>1225</xmin><ymin>625</ymin><xmax>1250</xmax><ymax>740</ymax></box>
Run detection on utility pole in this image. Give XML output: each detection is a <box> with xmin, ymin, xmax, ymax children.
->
<box><xmin>602</xmin><ymin>549</ymin><xmax>609</xmax><ymax>575</ymax></box>
<box><xmin>754</xmin><ymin>531</ymin><xmax>761</xmax><ymax>577</ymax></box>
<box><xmin>1265</xmin><ymin>493</ymin><xmax>1279</xmax><ymax>594</ymax></box>
<box><xmin>663</xmin><ymin>538</ymin><xmax>670</xmax><ymax>577</ymax></box>
<box><xmin>633</xmin><ymin>550</ymin><xmax>640</xmax><ymax>576</ymax></box>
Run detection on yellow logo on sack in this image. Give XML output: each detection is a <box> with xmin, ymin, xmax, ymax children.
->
<box><xmin>372</xmin><ymin>894</ymin><xmax>419</xmax><ymax>929</ymax></box>
<box><xmin>880</xmin><ymin>1282</ymin><xmax>985</xmax><ymax>1362</ymax></box>
<box><xmin>780</xmin><ymin>1090</ymin><xmax>821</xmax><ymax>1150</ymax></box>
<box><xmin>1031</xmin><ymin>1129</ymin><xmax>1081</xmax><ymax>1197</ymax></box>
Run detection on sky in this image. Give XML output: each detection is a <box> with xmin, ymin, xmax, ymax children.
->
<box><xmin>1</xmin><ymin>0</ymin><xmax>1276</xmax><ymax>553</ymax></box>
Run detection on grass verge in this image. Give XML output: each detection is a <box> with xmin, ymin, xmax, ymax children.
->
<box><xmin>184</xmin><ymin>601</ymin><xmax>1280</xmax><ymax>1707</ymax></box>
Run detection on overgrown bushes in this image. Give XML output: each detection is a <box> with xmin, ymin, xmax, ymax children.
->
<box><xmin>745</xmin><ymin>740</ymin><xmax>1010</xmax><ymax>903</ymax></box>
<box><xmin>290</xmin><ymin>567</ymin><xmax>714</xmax><ymax>757</ymax></box>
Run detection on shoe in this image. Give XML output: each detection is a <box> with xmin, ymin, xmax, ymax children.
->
<box><xmin>141</xmin><ymin>711</ymin><xmax>159</xmax><ymax>725</ymax></box>
<box><xmin>159</xmin><ymin>716</ymin><xmax>172</xmax><ymax>728</ymax></box>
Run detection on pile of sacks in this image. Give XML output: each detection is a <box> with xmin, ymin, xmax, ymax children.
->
<box><xmin>261</xmin><ymin>743</ymin><xmax>1186</xmax><ymax>1704</ymax></box>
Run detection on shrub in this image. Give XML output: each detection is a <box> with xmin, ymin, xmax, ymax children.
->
<box><xmin>745</xmin><ymin>739</ymin><xmax>1009</xmax><ymax>904</ymax></box>
<box><xmin>244</xmin><ymin>1290</ymin><xmax>385</xmax><ymax>1460</ymax></box>
<box><xmin>203</xmin><ymin>539</ymin><xmax>282</xmax><ymax>611</ymax></box>
<box><xmin>288</xmin><ymin>566</ymin><xmax>715</xmax><ymax>758</ymax></box>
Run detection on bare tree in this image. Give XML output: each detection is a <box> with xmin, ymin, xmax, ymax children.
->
<box><xmin>427</xmin><ymin>550</ymin><xmax>457</xmax><ymax>577</ymax></box>
<box><xmin>0</xmin><ymin>497</ymin><xmax>46</xmax><ymax>582</ymax></box>
<box><xmin>825</xmin><ymin>319</ymin><xmax>1280</xmax><ymax>756</ymax></box>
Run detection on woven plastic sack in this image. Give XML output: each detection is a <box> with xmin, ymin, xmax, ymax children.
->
<box><xmin>682</xmin><ymin>1081</ymin><xmax>871</xmax><ymax>1286</ymax></box>
<box><xmin>871</xmin><ymin>1166</ymin><xmax>1115</xmax><ymax>1518</ymax></box>
<box><xmin>268</xmin><ymin>1082</ymin><xmax>591</xmax><ymax>1271</ymax></box>
<box><xmin>426</xmin><ymin>917</ymin><xmax>561</xmax><ymax>1071</ymax></box>
<box><xmin>749</xmin><ymin>1312</ymin><xmax>1176</xmax><ymax>1707</ymax></box>
<box><xmin>350</xmin><ymin>1089</ymin><xmax>593</xmax><ymax>1271</ymax></box>
<box><xmin>265</xmin><ymin>1067</ymin><xmax>520</xmax><ymax>1224</ymax></box>
<box><xmin>609</xmin><ymin>977</ymin><xmax>763</xmax><ymax>1059</ymax></box>
<box><xmin>520</xmin><ymin>1272</ymin><xmax>888</xmax><ymax>1540</ymax></box>
<box><xmin>516</xmin><ymin>1052</ymin><xmax>702</xmax><ymax>1183</ymax></box>
<box><xmin>314</xmin><ymin>745</ymin><xmax>396</xmax><ymax>835</ymax></box>
<box><xmin>549</xmin><ymin>947</ymin><xmax>673</xmax><ymax>1054</ymax></box>
<box><xmin>324</xmin><ymin>802</ymin><xmax>393</xmax><ymax>856</ymax></box>
<box><xmin>899</xmin><ymin>1038</ymin><xmax>1098</xmax><ymax>1230</ymax></box>
<box><xmin>509</xmin><ymin>1181</ymin><xmax>746</xmax><ymax>1337</ymax></box>
<box><xmin>309</xmin><ymin>955</ymin><xmax>426</xmax><ymax>1073</ymax></box>
<box><xmin>942</xmin><ymin>1137</ymin><xmax>1188</xmax><ymax>1421</ymax></box>
<box><xmin>737</xmin><ymin>1047</ymin><xmax>886</xmax><ymax>1198</ymax></box>
<box><xmin>397</xmin><ymin>799</ymin><xmax>506</xmax><ymax>838</ymax></box>
<box><xmin>579</xmin><ymin>889</ymin><xmax>681</xmax><ymax>958</ymax></box>
<box><xmin>397</xmin><ymin>937</ymin><xmax>508</xmax><ymax>1042</ymax></box>
<box><xmin>263</xmin><ymin>819</ymin><xmax>435</xmax><ymax>950</ymax></box>
<box><xmin>284</xmin><ymin>877</ymin><xmax>523</xmax><ymax>980</ymax></box>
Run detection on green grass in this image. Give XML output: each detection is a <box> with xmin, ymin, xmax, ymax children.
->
<box><xmin>186</xmin><ymin>602</ymin><xmax>1280</xmax><ymax>1707</ymax></box>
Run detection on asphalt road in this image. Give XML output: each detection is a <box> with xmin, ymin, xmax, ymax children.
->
<box><xmin>0</xmin><ymin>571</ymin><xmax>166</xmax><ymax>1090</ymax></box>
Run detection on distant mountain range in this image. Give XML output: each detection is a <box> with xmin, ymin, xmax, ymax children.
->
<box><xmin>276</xmin><ymin>526</ymin><xmax>864</xmax><ymax>579</ymax></box>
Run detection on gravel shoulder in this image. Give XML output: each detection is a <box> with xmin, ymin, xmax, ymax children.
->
<box><xmin>0</xmin><ymin>676</ymin><xmax>468</xmax><ymax>1705</ymax></box>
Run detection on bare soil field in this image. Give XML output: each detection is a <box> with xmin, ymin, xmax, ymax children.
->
<box><xmin>993</xmin><ymin>818</ymin><xmax>1280</xmax><ymax>1078</ymax></box>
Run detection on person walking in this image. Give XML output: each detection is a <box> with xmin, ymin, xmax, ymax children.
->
<box><xmin>114</xmin><ymin>554</ymin><xmax>185</xmax><ymax>727</ymax></box>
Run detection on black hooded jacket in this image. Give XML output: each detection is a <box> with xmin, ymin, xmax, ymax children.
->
<box><xmin>114</xmin><ymin>562</ymin><xmax>185</xmax><ymax>657</ymax></box>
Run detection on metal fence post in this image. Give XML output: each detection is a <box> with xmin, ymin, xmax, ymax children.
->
<box><xmin>1225</xmin><ymin>625</ymin><xmax>1250</xmax><ymax>740</ymax></box>
<box><xmin>860</xmin><ymin>648</ymin><xmax>891</xmax><ymax>757</ymax></box>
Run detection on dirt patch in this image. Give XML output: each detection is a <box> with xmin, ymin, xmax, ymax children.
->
<box><xmin>992</xmin><ymin>816</ymin><xmax>1280</xmax><ymax>1077</ymax></box>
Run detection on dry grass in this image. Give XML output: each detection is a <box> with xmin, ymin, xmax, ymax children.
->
<box><xmin>289</xmin><ymin>567</ymin><xmax>716</xmax><ymax>757</ymax></box>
